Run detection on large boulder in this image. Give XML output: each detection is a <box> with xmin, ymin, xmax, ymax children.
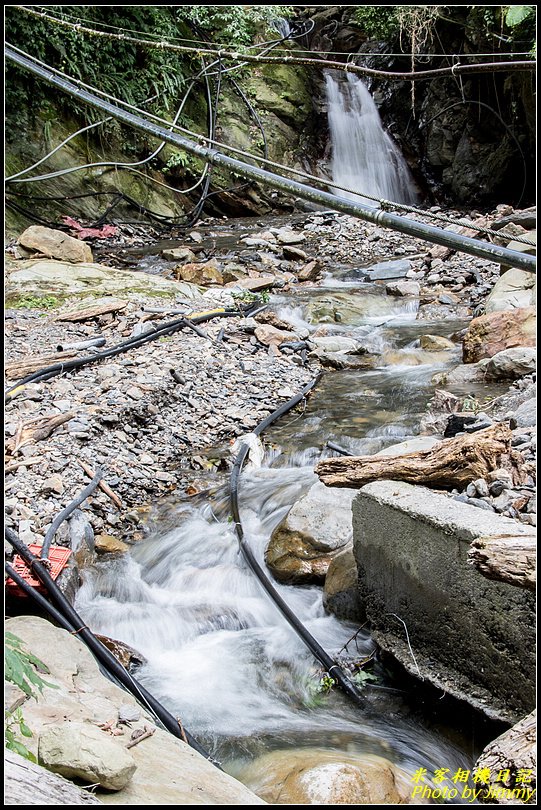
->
<box><xmin>18</xmin><ymin>226</ymin><xmax>94</xmax><ymax>263</ymax></box>
<box><xmin>462</xmin><ymin>307</ymin><xmax>536</xmax><ymax>363</ymax></box>
<box><xmin>265</xmin><ymin>482</ymin><xmax>355</xmax><ymax>583</ymax></box>
<box><xmin>4</xmin><ymin>616</ymin><xmax>265</xmax><ymax>805</ymax></box>
<box><xmin>485</xmin><ymin>268</ymin><xmax>536</xmax><ymax>313</ymax></box>
<box><xmin>234</xmin><ymin>749</ymin><xmax>412</xmax><ymax>805</ymax></box>
<box><xmin>6</xmin><ymin>259</ymin><xmax>202</xmax><ymax>302</ymax></box>
<box><xmin>485</xmin><ymin>347</ymin><xmax>537</xmax><ymax>380</ymax></box>
<box><xmin>175</xmin><ymin>262</ymin><xmax>223</xmax><ymax>286</ymax></box>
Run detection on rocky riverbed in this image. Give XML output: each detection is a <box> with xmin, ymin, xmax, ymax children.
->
<box><xmin>4</xmin><ymin>205</ymin><xmax>537</xmax><ymax>805</ymax></box>
<box><xmin>4</xmin><ymin>205</ymin><xmax>536</xmax><ymax>548</ymax></box>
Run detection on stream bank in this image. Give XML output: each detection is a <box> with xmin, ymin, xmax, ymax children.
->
<box><xmin>5</xmin><ymin>205</ymin><xmax>537</xmax><ymax>804</ymax></box>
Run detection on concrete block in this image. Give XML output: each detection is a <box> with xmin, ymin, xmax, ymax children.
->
<box><xmin>352</xmin><ymin>480</ymin><xmax>536</xmax><ymax>723</ymax></box>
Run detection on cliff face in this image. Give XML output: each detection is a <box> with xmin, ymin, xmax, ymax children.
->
<box><xmin>5</xmin><ymin>5</ymin><xmax>535</xmax><ymax>234</ymax></box>
<box><xmin>308</xmin><ymin>5</ymin><xmax>536</xmax><ymax>207</ymax></box>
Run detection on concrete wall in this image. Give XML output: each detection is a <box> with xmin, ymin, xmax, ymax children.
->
<box><xmin>352</xmin><ymin>481</ymin><xmax>536</xmax><ymax>724</ymax></box>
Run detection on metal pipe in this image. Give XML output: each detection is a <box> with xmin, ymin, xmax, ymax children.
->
<box><xmin>56</xmin><ymin>337</ymin><xmax>106</xmax><ymax>352</ymax></box>
<box><xmin>5</xmin><ymin>46</ymin><xmax>536</xmax><ymax>274</ymax></box>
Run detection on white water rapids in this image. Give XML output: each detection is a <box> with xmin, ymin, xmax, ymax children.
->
<box><xmin>74</xmin><ymin>285</ymin><xmax>483</xmax><ymax>802</ymax></box>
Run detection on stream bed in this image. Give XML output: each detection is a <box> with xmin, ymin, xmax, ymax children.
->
<box><xmin>75</xmin><ymin>226</ymin><xmax>507</xmax><ymax>804</ymax></box>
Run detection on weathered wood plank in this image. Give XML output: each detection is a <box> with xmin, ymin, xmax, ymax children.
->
<box><xmin>55</xmin><ymin>297</ymin><xmax>128</xmax><ymax>322</ymax></box>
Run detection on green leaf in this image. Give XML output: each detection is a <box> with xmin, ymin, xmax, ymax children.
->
<box><xmin>505</xmin><ymin>5</ymin><xmax>535</xmax><ymax>27</ymax></box>
<box><xmin>19</xmin><ymin>721</ymin><xmax>33</xmax><ymax>738</ymax></box>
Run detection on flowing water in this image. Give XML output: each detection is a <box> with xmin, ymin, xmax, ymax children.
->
<box><xmin>325</xmin><ymin>71</ymin><xmax>418</xmax><ymax>207</ymax></box>
<box><xmin>74</xmin><ymin>267</ymin><xmax>505</xmax><ymax>803</ymax></box>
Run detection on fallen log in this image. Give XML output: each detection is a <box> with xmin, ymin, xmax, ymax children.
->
<box><xmin>316</xmin><ymin>423</ymin><xmax>524</xmax><ymax>489</ymax></box>
<box><xmin>5</xmin><ymin>351</ymin><xmax>77</xmax><ymax>379</ymax></box>
<box><xmin>474</xmin><ymin>710</ymin><xmax>536</xmax><ymax>805</ymax></box>
<box><xmin>469</xmin><ymin>534</ymin><xmax>536</xmax><ymax>591</ymax></box>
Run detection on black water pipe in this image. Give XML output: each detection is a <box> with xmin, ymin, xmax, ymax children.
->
<box><xmin>41</xmin><ymin>469</ymin><xmax>102</xmax><ymax>559</ymax></box>
<box><xmin>5</xmin><ymin>46</ymin><xmax>536</xmax><ymax>274</ymax></box>
<box><xmin>5</xmin><ymin>307</ymin><xmax>251</xmax><ymax>401</ymax></box>
<box><xmin>229</xmin><ymin>375</ymin><xmax>368</xmax><ymax>710</ymax></box>
<box><xmin>5</xmin><ymin>528</ymin><xmax>220</xmax><ymax>766</ymax></box>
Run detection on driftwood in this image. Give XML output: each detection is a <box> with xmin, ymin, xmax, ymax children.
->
<box><xmin>79</xmin><ymin>460</ymin><xmax>123</xmax><ymax>509</ymax></box>
<box><xmin>5</xmin><ymin>351</ymin><xmax>77</xmax><ymax>379</ymax></box>
<box><xmin>4</xmin><ymin>749</ymin><xmax>102</xmax><ymax>805</ymax></box>
<box><xmin>6</xmin><ymin>414</ymin><xmax>75</xmax><ymax>455</ymax></box>
<box><xmin>474</xmin><ymin>711</ymin><xmax>536</xmax><ymax>804</ymax></box>
<box><xmin>469</xmin><ymin>534</ymin><xmax>536</xmax><ymax>591</ymax></box>
<box><xmin>55</xmin><ymin>297</ymin><xmax>128</xmax><ymax>322</ymax></box>
<box><xmin>315</xmin><ymin>423</ymin><xmax>524</xmax><ymax>489</ymax></box>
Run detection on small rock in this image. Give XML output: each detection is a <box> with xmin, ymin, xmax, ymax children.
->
<box><xmin>95</xmin><ymin>534</ymin><xmax>130</xmax><ymax>554</ymax></box>
<box><xmin>385</xmin><ymin>280</ymin><xmax>420</xmax><ymax>297</ymax></box>
<box><xmin>41</xmin><ymin>474</ymin><xmax>64</xmax><ymax>495</ymax></box>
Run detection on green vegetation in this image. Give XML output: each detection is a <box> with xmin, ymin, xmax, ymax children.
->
<box><xmin>231</xmin><ymin>289</ymin><xmax>271</xmax><ymax>308</ymax></box>
<box><xmin>11</xmin><ymin>294</ymin><xmax>60</xmax><ymax>310</ymax></box>
<box><xmin>5</xmin><ymin>631</ymin><xmax>58</xmax><ymax>761</ymax></box>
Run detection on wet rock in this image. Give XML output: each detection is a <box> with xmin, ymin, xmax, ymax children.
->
<box><xmin>366</xmin><ymin>258</ymin><xmax>411</xmax><ymax>280</ymax></box>
<box><xmin>18</xmin><ymin>226</ymin><xmax>93</xmax><ymax>264</ymax></box>
<box><xmin>38</xmin><ymin>722</ymin><xmax>137</xmax><ymax>790</ymax></box>
<box><xmin>174</xmin><ymin>262</ymin><xmax>224</xmax><ymax>286</ymax></box>
<box><xmin>385</xmin><ymin>280</ymin><xmax>420</xmax><ymax>297</ymax></box>
<box><xmin>95</xmin><ymin>533</ymin><xmax>130</xmax><ymax>554</ymax></box>
<box><xmin>298</xmin><ymin>259</ymin><xmax>321</xmax><ymax>281</ymax></box>
<box><xmin>323</xmin><ymin>547</ymin><xmax>363</xmax><ymax>621</ymax></box>
<box><xmin>235</xmin><ymin>749</ymin><xmax>411</xmax><ymax>805</ymax></box>
<box><xmin>160</xmin><ymin>247</ymin><xmax>197</xmax><ymax>263</ymax></box>
<box><xmin>485</xmin><ymin>347</ymin><xmax>536</xmax><ymax>380</ymax></box>
<box><xmin>419</xmin><ymin>334</ymin><xmax>456</xmax><ymax>351</ymax></box>
<box><xmin>265</xmin><ymin>482</ymin><xmax>355</xmax><ymax>583</ymax></box>
<box><xmin>462</xmin><ymin>307</ymin><xmax>536</xmax><ymax>363</ymax></box>
<box><xmin>309</xmin><ymin>335</ymin><xmax>364</xmax><ymax>354</ymax></box>
<box><xmin>95</xmin><ymin>634</ymin><xmax>147</xmax><ymax>671</ymax></box>
<box><xmin>432</xmin><ymin>361</ymin><xmax>489</xmax><ymax>386</ymax></box>
<box><xmin>485</xmin><ymin>268</ymin><xmax>536</xmax><ymax>313</ymax></box>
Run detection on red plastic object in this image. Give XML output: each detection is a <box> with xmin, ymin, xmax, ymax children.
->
<box><xmin>6</xmin><ymin>544</ymin><xmax>72</xmax><ymax>598</ymax></box>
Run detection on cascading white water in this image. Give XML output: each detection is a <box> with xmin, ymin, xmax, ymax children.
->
<box><xmin>325</xmin><ymin>71</ymin><xmax>418</xmax><ymax>207</ymax></box>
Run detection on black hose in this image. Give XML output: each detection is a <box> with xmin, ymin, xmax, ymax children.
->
<box><xmin>41</xmin><ymin>470</ymin><xmax>102</xmax><ymax>559</ymax></box>
<box><xmin>5</xmin><ymin>307</ymin><xmax>252</xmax><ymax>402</ymax></box>
<box><xmin>326</xmin><ymin>441</ymin><xmax>354</xmax><ymax>456</ymax></box>
<box><xmin>6</xmin><ymin>45</ymin><xmax>535</xmax><ymax>273</ymax></box>
<box><xmin>5</xmin><ymin>528</ymin><xmax>220</xmax><ymax>766</ymax></box>
<box><xmin>229</xmin><ymin>375</ymin><xmax>367</xmax><ymax>709</ymax></box>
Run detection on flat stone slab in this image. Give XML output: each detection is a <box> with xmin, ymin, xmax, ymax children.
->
<box><xmin>352</xmin><ymin>481</ymin><xmax>536</xmax><ymax>723</ymax></box>
<box><xmin>6</xmin><ymin>258</ymin><xmax>203</xmax><ymax>301</ymax></box>
<box><xmin>365</xmin><ymin>259</ymin><xmax>411</xmax><ymax>280</ymax></box>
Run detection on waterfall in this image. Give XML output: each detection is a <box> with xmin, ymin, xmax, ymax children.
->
<box><xmin>271</xmin><ymin>18</ymin><xmax>291</xmax><ymax>39</ymax></box>
<box><xmin>325</xmin><ymin>72</ymin><xmax>418</xmax><ymax>207</ymax></box>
